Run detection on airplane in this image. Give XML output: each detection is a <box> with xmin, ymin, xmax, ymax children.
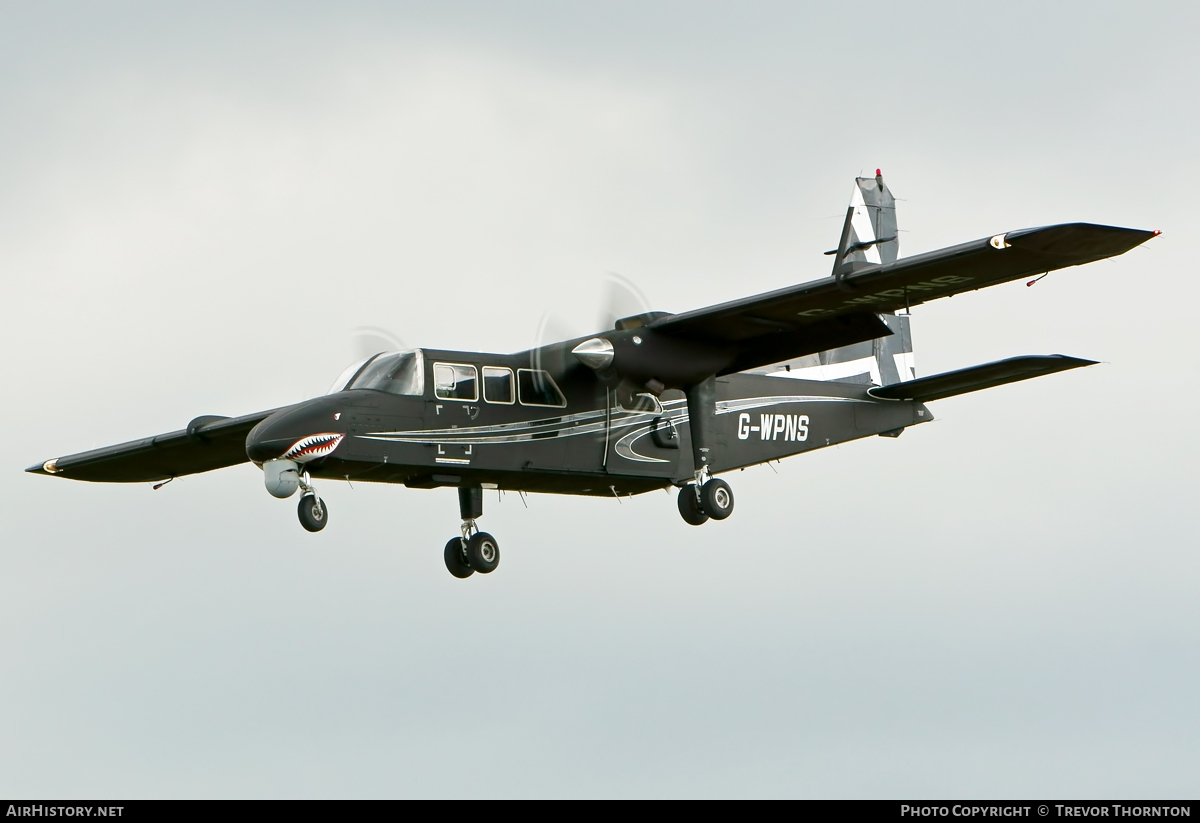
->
<box><xmin>26</xmin><ymin>171</ymin><xmax>1157</xmax><ymax>578</ymax></box>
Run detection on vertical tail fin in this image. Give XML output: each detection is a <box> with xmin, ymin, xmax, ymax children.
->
<box><xmin>842</xmin><ymin>170</ymin><xmax>900</xmax><ymax>266</ymax></box>
<box><xmin>749</xmin><ymin>171</ymin><xmax>912</xmax><ymax>384</ymax></box>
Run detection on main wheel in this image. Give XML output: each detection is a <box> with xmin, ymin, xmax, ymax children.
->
<box><xmin>700</xmin><ymin>478</ymin><xmax>734</xmax><ymax>520</ymax></box>
<box><xmin>677</xmin><ymin>485</ymin><xmax>709</xmax><ymax>526</ymax></box>
<box><xmin>297</xmin><ymin>494</ymin><xmax>328</xmax><ymax>532</ymax></box>
<box><xmin>444</xmin><ymin>537</ymin><xmax>474</xmax><ymax>579</ymax></box>
<box><xmin>467</xmin><ymin>532</ymin><xmax>500</xmax><ymax>574</ymax></box>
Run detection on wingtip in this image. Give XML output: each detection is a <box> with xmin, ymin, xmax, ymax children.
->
<box><xmin>1048</xmin><ymin>354</ymin><xmax>1100</xmax><ymax>368</ymax></box>
<box><xmin>27</xmin><ymin>458</ymin><xmax>60</xmax><ymax>475</ymax></box>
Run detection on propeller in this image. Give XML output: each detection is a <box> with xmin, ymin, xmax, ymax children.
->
<box><xmin>530</xmin><ymin>272</ymin><xmax>652</xmax><ymax>378</ymax></box>
<box><xmin>596</xmin><ymin>272</ymin><xmax>651</xmax><ymax>335</ymax></box>
<box><xmin>351</xmin><ymin>325</ymin><xmax>409</xmax><ymax>361</ymax></box>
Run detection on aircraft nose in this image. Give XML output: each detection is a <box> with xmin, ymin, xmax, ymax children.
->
<box><xmin>245</xmin><ymin>401</ymin><xmax>345</xmax><ymax>464</ymax></box>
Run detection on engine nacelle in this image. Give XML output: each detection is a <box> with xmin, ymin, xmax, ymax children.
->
<box><xmin>571</xmin><ymin>328</ymin><xmax>734</xmax><ymax>390</ymax></box>
<box><xmin>263</xmin><ymin>459</ymin><xmax>300</xmax><ymax>499</ymax></box>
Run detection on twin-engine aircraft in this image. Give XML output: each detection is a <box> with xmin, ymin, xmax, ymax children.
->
<box><xmin>28</xmin><ymin>172</ymin><xmax>1156</xmax><ymax>578</ymax></box>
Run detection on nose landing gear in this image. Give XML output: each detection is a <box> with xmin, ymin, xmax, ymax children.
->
<box><xmin>296</xmin><ymin>471</ymin><xmax>328</xmax><ymax>532</ymax></box>
<box><xmin>443</xmin><ymin>485</ymin><xmax>500</xmax><ymax>578</ymax></box>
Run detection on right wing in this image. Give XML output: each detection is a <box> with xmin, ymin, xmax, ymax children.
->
<box><xmin>26</xmin><ymin>407</ymin><xmax>291</xmax><ymax>483</ymax></box>
<box><xmin>649</xmin><ymin>223</ymin><xmax>1155</xmax><ymax>374</ymax></box>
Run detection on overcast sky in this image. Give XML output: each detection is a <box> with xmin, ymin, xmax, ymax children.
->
<box><xmin>3</xmin><ymin>1</ymin><xmax>1198</xmax><ymax>798</ymax></box>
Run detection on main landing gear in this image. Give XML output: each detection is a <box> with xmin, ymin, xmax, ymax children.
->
<box><xmin>677</xmin><ymin>471</ymin><xmax>735</xmax><ymax>526</ymax></box>
<box><xmin>677</xmin><ymin>375</ymin><xmax>735</xmax><ymax>526</ymax></box>
<box><xmin>297</xmin><ymin>471</ymin><xmax>328</xmax><ymax>532</ymax></box>
<box><xmin>444</xmin><ymin>485</ymin><xmax>500</xmax><ymax>579</ymax></box>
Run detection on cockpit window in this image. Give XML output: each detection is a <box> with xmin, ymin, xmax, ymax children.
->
<box><xmin>346</xmin><ymin>350</ymin><xmax>425</xmax><ymax>396</ymax></box>
<box><xmin>326</xmin><ymin>355</ymin><xmax>374</xmax><ymax>395</ymax></box>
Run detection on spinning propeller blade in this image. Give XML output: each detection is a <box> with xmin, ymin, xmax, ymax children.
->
<box><xmin>530</xmin><ymin>272</ymin><xmax>651</xmax><ymax>379</ymax></box>
<box><xmin>351</xmin><ymin>326</ymin><xmax>409</xmax><ymax>360</ymax></box>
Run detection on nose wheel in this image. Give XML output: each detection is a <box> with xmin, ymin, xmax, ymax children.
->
<box><xmin>298</xmin><ymin>494</ymin><xmax>328</xmax><ymax>531</ymax></box>
<box><xmin>443</xmin><ymin>485</ymin><xmax>501</xmax><ymax>578</ymax></box>
<box><xmin>296</xmin><ymin>472</ymin><xmax>328</xmax><ymax>532</ymax></box>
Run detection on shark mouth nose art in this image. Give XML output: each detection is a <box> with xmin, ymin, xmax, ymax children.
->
<box><xmin>281</xmin><ymin>433</ymin><xmax>344</xmax><ymax>462</ymax></box>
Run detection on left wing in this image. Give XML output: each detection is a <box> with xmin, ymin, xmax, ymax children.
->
<box><xmin>26</xmin><ymin>408</ymin><xmax>290</xmax><ymax>483</ymax></box>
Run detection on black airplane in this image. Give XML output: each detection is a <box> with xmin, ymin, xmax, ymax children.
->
<box><xmin>27</xmin><ymin>172</ymin><xmax>1157</xmax><ymax>578</ymax></box>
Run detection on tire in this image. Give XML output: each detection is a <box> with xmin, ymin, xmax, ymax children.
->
<box><xmin>700</xmin><ymin>478</ymin><xmax>734</xmax><ymax>520</ymax></box>
<box><xmin>297</xmin><ymin>494</ymin><xmax>328</xmax><ymax>532</ymax></box>
<box><xmin>467</xmin><ymin>532</ymin><xmax>500</xmax><ymax>574</ymax></box>
<box><xmin>677</xmin><ymin>485</ymin><xmax>709</xmax><ymax>526</ymax></box>
<box><xmin>444</xmin><ymin>537</ymin><xmax>474</xmax><ymax>579</ymax></box>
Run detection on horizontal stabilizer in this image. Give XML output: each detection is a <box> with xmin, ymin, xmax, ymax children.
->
<box><xmin>868</xmin><ymin>355</ymin><xmax>1096</xmax><ymax>403</ymax></box>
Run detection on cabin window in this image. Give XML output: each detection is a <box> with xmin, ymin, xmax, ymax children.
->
<box><xmin>433</xmin><ymin>363</ymin><xmax>479</xmax><ymax>401</ymax></box>
<box><xmin>346</xmin><ymin>350</ymin><xmax>425</xmax><ymax>396</ymax></box>
<box><xmin>483</xmin><ymin>366</ymin><xmax>514</xmax><ymax>404</ymax></box>
<box><xmin>517</xmin><ymin>368</ymin><xmax>567</xmax><ymax>408</ymax></box>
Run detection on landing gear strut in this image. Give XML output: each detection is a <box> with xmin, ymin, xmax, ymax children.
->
<box><xmin>676</xmin><ymin>376</ymin><xmax>736</xmax><ymax>526</ymax></box>
<box><xmin>443</xmin><ymin>485</ymin><xmax>500</xmax><ymax>578</ymax></box>
<box><xmin>297</xmin><ymin>471</ymin><xmax>328</xmax><ymax>532</ymax></box>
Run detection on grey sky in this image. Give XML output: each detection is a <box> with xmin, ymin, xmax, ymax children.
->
<box><xmin>2</xmin><ymin>1</ymin><xmax>1197</xmax><ymax>797</ymax></box>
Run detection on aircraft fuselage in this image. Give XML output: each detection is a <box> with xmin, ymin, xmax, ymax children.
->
<box><xmin>246</xmin><ymin>348</ymin><xmax>931</xmax><ymax>497</ymax></box>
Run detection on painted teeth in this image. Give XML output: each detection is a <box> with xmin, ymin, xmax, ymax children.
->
<box><xmin>283</xmin><ymin>433</ymin><xmax>343</xmax><ymax>461</ymax></box>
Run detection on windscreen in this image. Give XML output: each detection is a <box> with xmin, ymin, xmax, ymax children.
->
<box><xmin>347</xmin><ymin>350</ymin><xmax>425</xmax><ymax>396</ymax></box>
<box><xmin>326</xmin><ymin>356</ymin><xmax>373</xmax><ymax>395</ymax></box>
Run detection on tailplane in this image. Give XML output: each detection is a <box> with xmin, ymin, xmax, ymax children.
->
<box><xmin>869</xmin><ymin>355</ymin><xmax>1096</xmax><ymax>402</ymax></box>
